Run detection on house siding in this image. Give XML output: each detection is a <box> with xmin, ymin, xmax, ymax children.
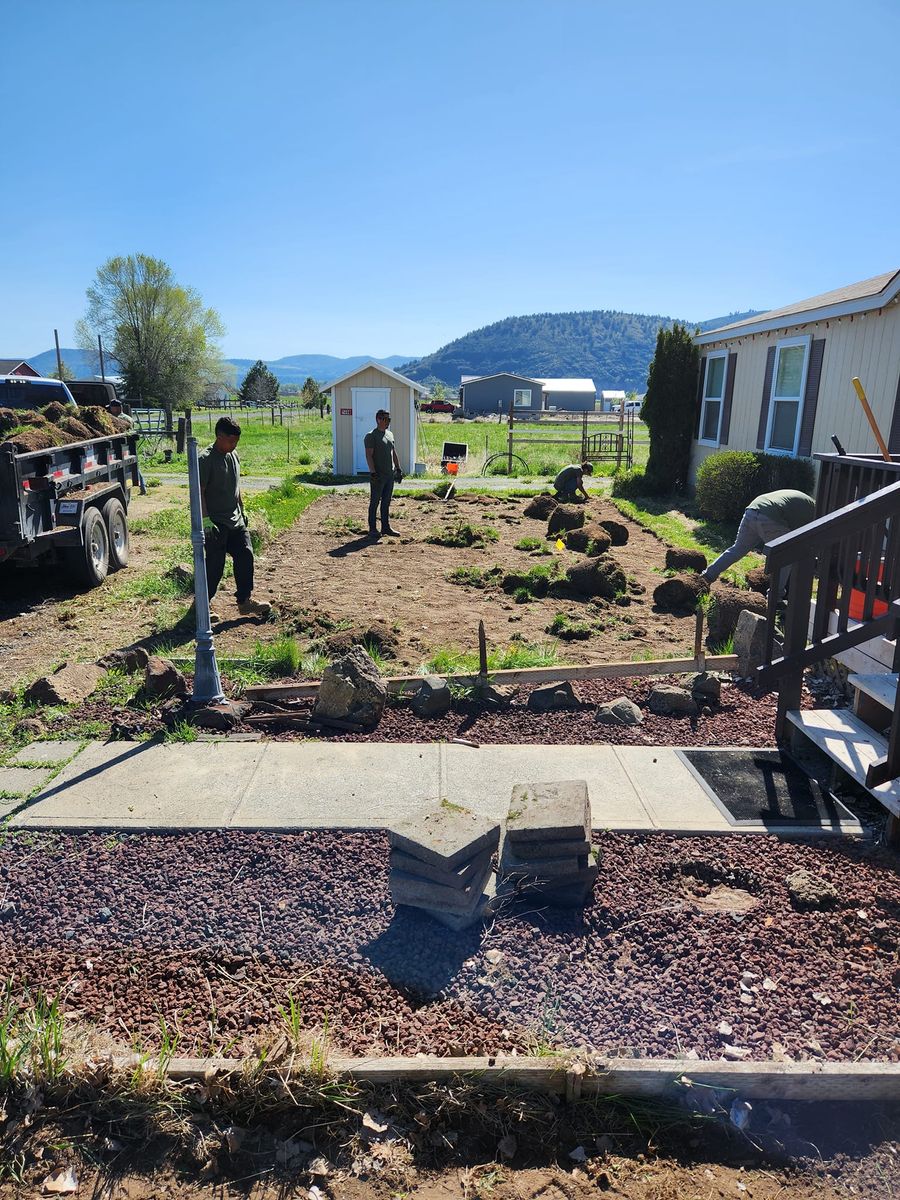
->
<box><xmin>690</xmin><ymin>303</ymin><xmax>900</xmax><ymax>483</ymax></box>
<box><xmin>541</xmin><ymin>387</ymin><xmax>596</xmax><ymax>412</ymax></box>
<box><xmin>331</xmin><ymin>365</ymin><xmax>416</xmax><ymax>475</ymax></box>
<box><xmin>461</xmin><ymin>374</ymin><xmax>542</xmax><ymax>415</ymax></box>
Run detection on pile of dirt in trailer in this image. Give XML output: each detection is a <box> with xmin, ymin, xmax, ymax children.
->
<box><xmin>0</xmin><ymin>404</ymin><xmax>129</xmax><ymax>452</ymax></box>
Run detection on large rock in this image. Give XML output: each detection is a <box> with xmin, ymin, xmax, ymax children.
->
<box><xmin>143</xmin><ymin>656</ymin><xmax>188</xmax><ymax>699</ymax></box>
<box><xmin>786</xmin><ymin>869</ymin><xmax>839</xmax><ymax>910</ymax></box>
<box><xmin>708</xmin><ymin>584</ymin><xmax>768</xmax><ymax>646</ymax></box>
<box><xmin>313</xmin><ymin>645</ymin><xmax>387</xmax><ymax>729</ymax></box>
<box><xmin>189</xmin><ymin>699</ymin><xmax>252</xmax><ymax>730</ymax></box>
<box><xmin>647</xmin><ymin>684</ymin><xmax>699</xmax><ymax>716</ymax></box>
<box><xmin>547</xmin><ymin>505</ymin><xmax>585</xmax><ymax>536</ymax></box>
<box><xmin>566</xmin><ymin>556</ymin><xmax>626</xmax><ymax>599</ymax></box>
<box><xmin>565</xmin><ymin>524</ymin><xmax>611</xmax><ymax>554</ymax></box>
<box><xmin>595</xmin><ymin>696</ymin><xmax>643</xmax><ymax>726</ymax></box>
<box><xmin>411</xmin><ymin>676</ymin><xmax>452</xmax><ymax>718</ymax></box>
<box><xmin>598</xmin><ymin>519</ymin><xmax>629</xmax><ymax>547</ymax></box>
<box><xmin>665</xmin><ymin>548</ymin><xmax>708</xmax><ymax>572</ymax></box>
<box><xmin>24</xmin><ymin>662</ymin><xmax>106</xmax><ymax>707</ymax></box>
<box><xmin>734</xmin><ymin>610</ymin><xmax>782</xmax><ymax>676</ymax></box>
<box><xmin>523</xmin><ymin>494</ymin><xmax>558</xmax><ymax>520</ymax></box>
<box><xmin>689</xmin><ymin>672</ymin><xmax>721</xmax><ymax>703</ymax></box>
<box><xmin>653</xmin><ymin>574</ymin><xmax>709</xmax><ymax>613</ymax></box>
<box><xmin>526</xmin><ymin>681</ymin><xmax>580</xmax><ymax>712</ymax></box>
<box><xmin>98</xmin><ymin>646</ymin><xmax>150</xmax><ymax>673</ymax></box>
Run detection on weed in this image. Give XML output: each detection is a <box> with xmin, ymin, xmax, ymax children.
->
<box><xmin>165</xmin><ymin>721</ymin><xmax>198</xmax><ymax>744</ymax></box>
<box><xmin>280</xmin><ymin>994</ymin><xmax>304</xmax><ymax>1045</ymax></box>
<box><xmin>709</xmin><ymin>636</ymin><xmax>735</xmax><ymax>655</ymax></box>
<box><xmin>309</xmin><ymin>1015</ymin><xmax>330</xmax><ymax>1080</ymax></box>
<box><xmin>252</xmin><ymin>635</ymin><xmax>302</xmax><ymax>677</ymax></box>
<box><xmin>321</xmin><ymin>514</ymin><xmax>365</xmax><ymax>536</ymax></box>
<box><xmin>515</xmin><ymin>535</ymin><xmax>543</xmax><ymax>551</ymax></box>
<box><xmin>426</xmin><ymin>520</ymin><xmax>499</xmax><ymax>548</ymax></box>
<box><xmin>440</xmin><ymin>797</ymin><xmax>468</xmax><ymax>813</ymax></box>
<box><xmin>426</xmin><ymin>642</ymin><xmax>558</xmax><ymax>675</ymax></box>
<box><xmin>245</xmin><ymin>478</ymin><xmax>321</xmax><ymax>532</ymax></box>
<box><xmin>547</xmin><ymin>612</ymin><xmax>592</xmax><ymax>640</ymax></box>
<box><xmin>157</xmin><ymin>1016</ymin><xmax>180</xmax><ymax>1074</ymax></box>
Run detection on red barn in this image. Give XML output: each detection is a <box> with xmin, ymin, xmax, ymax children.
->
<box><xmin>0</xmin><ymin>359</ymin><xmax>40</xmax><ymax>377</ymax></box>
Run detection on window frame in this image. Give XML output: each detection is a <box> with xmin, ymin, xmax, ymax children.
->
<box><xmin>765</xmin><ymin>334</ymin><xmax>811</xmax><ymax>456</ymax></box>
<box><xmin>513</xmin><ymin>388</ymin><xmax>532</xmax><ymax>408</ymax></box>
<box><xmin>699</xmin><ymin>351</ymin><xmax>728</xmax><ymax>446</ymax></box>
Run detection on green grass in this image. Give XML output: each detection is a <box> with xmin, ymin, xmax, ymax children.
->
<box><xmin>425</xmin><ymin>642</ymin><xmax>559</xmax><ymax>675</ymax></box>
<box><xmin>501</xmin><ymin>562</ymin><xmax>561</xmax><ymax>598</ymax></box>
<box><xmin>447</xmin><ymin>564</ymin><xmax>504</xmax><ymax>589</ymax></box>
<box><xmin>244</xmin><ymin>479</ymin><xmax>321</xmax><ymax>532</ymax></box>
<box><xmin>515</xmin><ymin>535</ymin><xmax>551</xmax><ymax>554</ymax></box>
<box><xmin>426</xmin><ymin>520</ymin><xmax>500</xmax><ymax>548</ymax></box>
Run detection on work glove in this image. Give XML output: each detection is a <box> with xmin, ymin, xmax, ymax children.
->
<box><xmin>394</xmin><ymin>467</ymin><xmax>404</xmax><ymax>483</ymax></box>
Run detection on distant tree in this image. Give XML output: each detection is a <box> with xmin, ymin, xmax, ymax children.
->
<box><xmin>75</xmin><ymin>253</ymin><xmax>225</xmax><ymax>410</ymax></box>
<box><xmin>239</xmin><ymin>360</ymin><xmax>280</xmax><ymax>407</ymax></box>
<box><xmin>430</xmin><ymin>381</ymin><xmax>447</xmax><ymax>403</ymax></box>
<box><xmin>641</xmin><ymin>323</ymin><xmax>700</xmax><ymax>495</ymax></box>
<box><xmin>49</xmin><ymin>359</ymin><xmax>74</xmax><ymax>381</ymax></box>
<box><xmin>301</xmin><ymin>375</ymin><xmax>327</xmax><ymax>417</ymax></box>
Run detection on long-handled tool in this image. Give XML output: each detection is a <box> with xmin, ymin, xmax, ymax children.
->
<box><xmin>851</xmin><ymin>377</ymin><xmax>892</xmax><ymax>462</ymax></box>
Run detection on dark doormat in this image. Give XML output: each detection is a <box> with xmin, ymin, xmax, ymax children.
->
<box><xmin>678</xmin><ymin>748</ymin><xmax>861</xmax><ymax>830</ymax></box>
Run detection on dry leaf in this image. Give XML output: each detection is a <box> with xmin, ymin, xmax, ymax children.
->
<box><xmin>43</xmin><ymin>1166</ymin><xmax>78</xmax><ymax>1194</ymax></box>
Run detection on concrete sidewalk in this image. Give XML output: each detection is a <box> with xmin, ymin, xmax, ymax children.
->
<box><xmin>1</xmin><ymin>739</ymin><xmax>856</xmax><ymax>836</ymax></box>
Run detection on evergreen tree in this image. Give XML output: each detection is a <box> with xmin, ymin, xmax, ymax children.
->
<box><xmin>301</xmin><ymin>375</ymin><xmax>321</xmax><ymax>409</ymax></box>
<box><xmin>239</xmin><ymin>360</ymin><xmax>280</xmax><ymax>407</ymax></box>
<box><xmin>641</xmin><ymin>323</ymin><xmax>700</xmax><ymax>495</ymax></box>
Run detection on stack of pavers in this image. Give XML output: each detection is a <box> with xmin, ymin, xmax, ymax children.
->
<box><xmin>500</xmin><ymin>781</ymin><xmax>597</xmax><ymax>907</ymax></box>
<box><xmin>388</xmin><ymin>804</ymin><xmax>500</xmax><ymax>930</ymax></box>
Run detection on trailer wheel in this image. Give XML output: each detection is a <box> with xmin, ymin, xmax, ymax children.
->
<box><xmin>65</xmin><ymin>507</ymin><xmax>110</xmax><ymax>587</ymax></box>
<box><xmin>102</xmin><ymin>497</ymin><xmax>130</xmax><ymax>570</ymax></box>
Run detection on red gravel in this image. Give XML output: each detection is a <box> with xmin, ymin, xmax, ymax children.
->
<box><xmin>1</xmin><ymin>829</ymin><xmax>896</xmax><ymax>1063</ymax></box>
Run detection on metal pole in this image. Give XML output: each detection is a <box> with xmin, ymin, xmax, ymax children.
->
<box><xmin>98</xmin><ymin>335</ymin><xmax>106</xmax><ymax>382</ymax></box>
<box><xmin>54</xmin><ymin>329</ymin><xmax>64</xmax><ymax>380</ymax></box>
<box><xmin>187</xmin><ymin>436</ymin><xmax>225</xmax><ymax>704</ymax></box>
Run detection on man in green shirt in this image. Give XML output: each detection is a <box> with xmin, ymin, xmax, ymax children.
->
<box><xmin>199</xmin><ymin>416</ymin><xmax>271</xmax><ymax>619</ymax></box>
<box><xmin>702</xmin><ymin>488</ymin><xmax>816</xmax><ymax>588</ymax></box>
<box><xmin>364</xmin><ymin>409</ymin><xmax>402</xmax><ymax>539</ymax></box>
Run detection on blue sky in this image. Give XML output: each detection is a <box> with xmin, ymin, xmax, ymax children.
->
<box><xmin>3</xmin><ymin>0</ymin><xmax>898</xmax><ymax>360</ymax></box>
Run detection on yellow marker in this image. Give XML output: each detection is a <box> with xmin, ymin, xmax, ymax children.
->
<box><xmin>555</xmin><ymin>538</ymin><xmax>565</xmax><ymax>550</ymax></box>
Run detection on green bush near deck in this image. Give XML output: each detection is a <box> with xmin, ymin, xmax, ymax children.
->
<box><xmin>695</xmin><ymin>451</ymin><xmax>816</xmax><ymax>523</ymax></box>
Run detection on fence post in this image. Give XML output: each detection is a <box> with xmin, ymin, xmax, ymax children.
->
<box><xmin>507</xmin><ymin>398</ymin><xmax>514</xmax><ymax>474</ymax></box>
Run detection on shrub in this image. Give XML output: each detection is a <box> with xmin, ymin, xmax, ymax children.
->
<box><xmin>695</xmin><ymin>451</ymin><xmax>816</xmax><ymax>522</ymax></box>
<box><xmin>610</xmin><ymin>468</ymin><xmax>648</xmax><ymax>499</ymax></box>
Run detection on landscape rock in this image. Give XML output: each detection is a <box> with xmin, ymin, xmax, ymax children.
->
<box><xmin>527</xmin><ymin>681</ymin><xmax>581</xmax><ymax>712</ymax></box>
<box><xmin>745</xmin><ymin>567</ymin><xmax>771</xmax><ymax>595</ymax></box>
<box><xmin>689</xmin><ymin>672</ymin><xmax>722</xmax><ymax>703</ymax></box>
<box><xmin>314</xmin><ymin>646</ymin><xmax>387</xmax><ymax>729</ymax></box>
<box><xmin>647</xmin><ymin>684</ymin><xmax>699</xmax><ymax>716</ymax></box>
<box><xmin>566</xmin><ymin>556</ymin><xmax>626</xmax><ymax>599</ymax></box>
<box><xmin>143</xmin><ymin>657</ymin><xmax>189</xmax><ymax>700</ymax></box>
<box><xmin>14</xmin><ymin>717</ymin><xmax>46</xmax><ymax>739</ymax></box>
<box><xmin>523</xmin><ymin>494</ymin><xmax>558</xmax><ymax>520</ymax></box>
<box><xmin>595</xmin><ymin>696</ymin><xmax>643</xmax><ymax>726</ymax></box>
<box><xmin>665</xmin><ymin>548</ymin><xmax>708</xmax><ymax>573</ymax></box>
<box><xmin>708</xmin><ymin>584</ymin><xmax>768</xmax><ymax>645</ymax></box>
<box><xmin>479</xmin><ymin>683</ymin><xmax>516</xmax><ymax>708</ymax></box>
<box><xmin>653</xmin><ymin>574</ymin><xmax>709</xmax><ymax>613</ymax></box>
<box><xmin>411</xmin><ymin>676</ymin><xmax>452</xmax><ymax>718</ymax></box>
<box><xmin>24</xmin><ymin>662</ymin><xmax>106</xmax><ymax>707</ymax></box>
<box><xmin>189</xmin><ymin>699</ymin><xmax>252</xmax><ymax>730</ymax></box>
<box><xmin>98</xmin><ymin>646</ymin><xmax>150</xmax><ymax>673</ymax></box>
<box><xmin>547</xmin><ymin>505</ymin><xmax>585</xmax><ymax>536</ymax></box>
<box><xmin>785</xmin><ymin>869</ymin><xmax>839</xmax><ymax>910</ymax></box>
<box><xmin>598</xmin><ymin>519</ymin><xmax>629</xmax><ymax>546</ymax></box>
<box><xmin>565</xmin><ymin>524</ymin><xmax>611</xmax><ymax>554</ymax></box>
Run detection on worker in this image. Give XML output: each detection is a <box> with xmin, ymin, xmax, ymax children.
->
<box><xmin>364</xmin><ymin>409</ymin><xmax>403</xmax><ymax>539</ymax></box>
<box><xmin>106</xmin><ymin>398</ymin><xmax>147</xmax><ymax>494</ymax></box>
<box><xmin>199</xmin><ymin>416</ymin><xmax>272</xmax><ymax>619</ymax></box>
<box><xmin>553</xmin><ymin>461</ymin><xmax>593</xmax><ymax>502</ymax></box>
<box><xmin>701</xmin><ymin>489</ymin><xmax>816</xmax><ymax>590</ymax></box>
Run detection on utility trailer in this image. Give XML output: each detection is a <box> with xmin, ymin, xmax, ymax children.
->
<box><xmin>0</xmin><ymin>378</ymin><xmax>140</xmax><ymax>587</ymax></box>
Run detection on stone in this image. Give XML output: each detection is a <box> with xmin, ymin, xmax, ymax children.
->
<box><xmin>313</xmin><ymin>646</ymin><xmax>387</xmax><ymax>729</ymax></box>
<box><xmin>98</xmin><ymin>646</ymin><xmax>150</xmax><ymax>673</ymax></box>
<box><xmin>500</xmin><ymin>839</ymin><xmax>587</xmax><ymax>881</ymax></box>
<box><xmin>665</xmin><ymin>548</ymin><xmax>708</xmax><ymax>572</ymax></box>
<box><xmin>24</xmin><ymin>662</ymin><xmax>106</xmax><ymax>707</ymax></box>
<box><xmin>785</xmin><ymin>869</ymin><xmax>839</xmax><ymax>909</ymax></box>
<box><xmin>389</xmin><ymin>805</ymin><xmax>501</xmax><ymax>870</ymax></box>
<box><xmin>565</xmin><ymin>524</ymin><xmax>611</xmax><ymax>554</ymax></box>
<box><xmin>526</xmin><ymin>681</ymin><xmax>581</xmax><ymax>712</ymax></box>
<box><xmin>506</xmin><ymin>780</ymin><xmax>590</xmax><ymax>845</ymax></box>
<box><xmin>598</xmin><ymin>519</ymin><xmax>629</xmax><ymax>547</ymax></box>
<box><xmin>503</xmin><ymin>837</ymin><xmax>591</xmax><ymax>859</ymax></box>
<box><xmin>708</xmin><ymin>584</ymin><xmax>768</xmax><ymax>646</ymax></box>
<box><xmin>733</xmin><ymin>609</ymin><xmax>782</xmax><ymax>677</ymax></box>
<box><xmin>418</xmin><ymin>875</ymin><xmax>499</xmax><ymax>931</ymax></box>
<box><xmin>566</xmin><ymin>556</ymin><xmax>626</xmax><ymax>599</ymax></box>
<box><xmin>143</xmin><ymin>657</ymin><xmax>189</xmax><ymax>700</ymax></box>
<box><xmin>595</xmin><ymin>696</ymin><xmax>643</xmax><ymax>726</ymax></box>
<box><xmin>547</xmin><ymin>505</ymin><xmax>585</xmax><ymax>536</ymax></box>
<box><xmin>411</xmin><ymin>676</ymin><xmax>452</xmax><ymax>718</ymax></box>
<box><xmin>689</xmin><ymin>672</ymin><xmax>722</xmax><ymax>703</ymax></box>
<box><xmin>389</xmin><ymin>846</ymin><xmax>493</xmax><ymax>891</ymax></box>
<box><xmin>647</xmin><ymin>684</ymin><xmax>699</xmax><ymax>716</ymax></box>
<box><xmin>479</xmin><ymin>683</ymin><xmax>516</xmax><ymax>708</ymax></box>
<box><xmin>523</xmin><ymin>494</ymin><xmax>558</xmax><ymax>520</ymax></box>
<box><xmin>189</xmin><ymin>699</ymin><xmax>252</xmax><ymax>730</ymax></box>
<box><xmin>390</xmin><ymin>861</ymin><xmax>495</xmax><ymax>914</ymax></box>
<box><xmin>653</xmin><ymin>574</ymin><xmax>709</xmax><ymax>613</ymax></box>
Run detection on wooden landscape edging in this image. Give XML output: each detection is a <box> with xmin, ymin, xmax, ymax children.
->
<box><xmin>243</xmin><ymin>654</ymin><xmax>740</xmax><ymax>702</ymax></box>
<box><xmin>113</xmin><ymin>1053</ymin><xmax>900</xmax><ymax>1102</ymax></box>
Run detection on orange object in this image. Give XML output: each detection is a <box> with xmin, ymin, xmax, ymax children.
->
<box><xmin>446</xmin><ymin>461</ymin><xmax>459</xmax><ymax>475</ymax></box>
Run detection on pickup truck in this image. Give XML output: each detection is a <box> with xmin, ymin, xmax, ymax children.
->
<box><xmin>0</xmin><ymin>375</ymin><xmax>140</xmax><ymax>587</ymax></box>
<box><xmin>420</xmin><ymin>398</ymin><xmax>458</xmax><ymax>414</ymax></box>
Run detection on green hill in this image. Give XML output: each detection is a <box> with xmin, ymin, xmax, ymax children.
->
<box><xmin>399</xmin><ymin>309</ymin><xmax>762</xmax><ymax>391</ymax></box>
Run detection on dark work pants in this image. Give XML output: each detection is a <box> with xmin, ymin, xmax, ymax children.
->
<box><xmin>368</xmin><ymin>474</ymin><xmax>394</xmax><ymax>531</ymax></box>
<box><xmin>205</xmin><ymin>526</ymin><xmax>254</xmax><ymax>603</ymax></box>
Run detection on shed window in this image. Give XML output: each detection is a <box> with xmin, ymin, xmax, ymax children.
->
<box><xmin>766</xmin><ymin>336</ymin><xmax>810</xmax><ymax>454</ymax></box>
<box><xmin>513</xmin><ymin>388</ymin><xmax>532</xmax><ymax>408</ymax></box>
<box><xmin>699</xmin><ymin>352</ymin><xmax>727</xmax><ymax>443</ymax></box>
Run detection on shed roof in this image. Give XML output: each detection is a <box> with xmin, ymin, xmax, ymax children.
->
<box><xmin>0</xmin><ymin>358</ymin><xmax>39</xmax><ymax>375</ymax></box>
<box><xmin>460</xmin><ymin>372</ymin><xmax>541</xmax><ymax>386</ymax></box>
<box><xmin>697</xmin><ymin>269</ymin><xmax>900</xmax><ymax>343</ymax></box>
<box><xmin>321</xmin><ymin>360</ymin><xmax>428</xmax><ymax>393</ymax></box>
<box><xmin>536</xmin><ymin>378</ymin><xmax>596</xmax><ymax>393</ymax></box>
<box><xmin>600</xmin><ymin>390</ymin><xmax>626</xmax><ymax>400</ymax></box>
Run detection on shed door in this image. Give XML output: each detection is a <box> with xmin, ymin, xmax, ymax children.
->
<box><xmin>352</xmin><ymin>388</ymin><xmax>391</xmax><ymax>473</ymax></box>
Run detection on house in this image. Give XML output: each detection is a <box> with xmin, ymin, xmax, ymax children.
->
<box><xmin>321</xmin><ymin>361</ymin><xmax>427</xmax><ymax>476</ymax></box>
<box><xmin>459</xmin><ymin>373</ymin><xmax>597</xmax><ymax>414</ymax></box>
<box><xmin>600</xmin><ymin>389</ymin><xmax>626</xmax><ymax>412</ymax></box>
<box><xmin>0</xmin><ymin>359</ymin><xmax>40</xmax><ymax>378</ymax></box>
<box><xmin>690</xmin><ymin>269</ymin><xmax>900</xmax><ymax>482</ymax></box>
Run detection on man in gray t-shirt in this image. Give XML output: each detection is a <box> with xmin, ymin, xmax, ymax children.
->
<box><xmin>553</xmin><ymin>461</ymin><xmax>593</xmax><ymax>502</ymax></box>
<box><xmin>364</xmin><ymin>409</ymin><xmax>402</xmax><ymax>539</ymax></box>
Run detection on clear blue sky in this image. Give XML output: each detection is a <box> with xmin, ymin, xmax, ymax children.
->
<box><xmin>3</xmin><ymin>0</ymin><xmax>898</xmax><ymax>361</ymax></box>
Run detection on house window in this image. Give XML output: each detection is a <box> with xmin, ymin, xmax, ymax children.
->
<box><xmin>700</xmin><ymin>352</ymin><xmax>727</xmax><ymax>443</ymax></box>
<box><xmin>513</xmin><ymin>388</ymin><xmax>532</xmax><ymax>408</ymax></box>
<box><xmin>766</xmin><ymin>336</ymin><xmax>810</xmax><ymax>454</ymax></box>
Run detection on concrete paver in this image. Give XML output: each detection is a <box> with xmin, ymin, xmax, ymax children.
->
<box><xmin>0</xmin><ymin>767</ymin><xmax>55</xmax><ymax>798</ymax></box>
<box><xmin>9</xmin><ymin>741</ymin><xmax>83</xmax><ymax>766</ymax></box>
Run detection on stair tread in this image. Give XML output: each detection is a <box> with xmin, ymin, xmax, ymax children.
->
<box><xmin>848</xmin><ymin>672</ymin><xmax>899</xmax><ymax>710</ymax></box>
<box><xmin>786</xmin><ymin>708</ymin><xmax>900</xmax><ymax>817</ymax></box>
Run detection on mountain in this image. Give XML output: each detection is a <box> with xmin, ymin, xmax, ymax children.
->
<box><xmin>399</xmin><ymin>309</ymin><xmax>765</xmax><ymax>391</ymax></box>
<box><xmin>26</xmin><ymin>348</ymin><xmax>119</xmax><ymax>378</ymax></box>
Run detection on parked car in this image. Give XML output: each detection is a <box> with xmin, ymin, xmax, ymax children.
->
<box><xmin>420</xmin><ymin>399</ymin><xmax>458</xmax><ymax>414</ymax></box>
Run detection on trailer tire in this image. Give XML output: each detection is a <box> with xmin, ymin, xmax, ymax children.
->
<box><xmin>102</xmin><ymin>497</ymin><xmax>130</xmax><ymax>570</ymax></box>
<box><xmin>65</xmin><ymin>507</ymin><xmax>110</xmax><ymax>587</ymax></box>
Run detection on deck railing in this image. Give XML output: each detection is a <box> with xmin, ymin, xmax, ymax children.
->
<box><xmin>815</xmin><ymin>451</ymin><xmax>900</xmax><ymax>516</ymax></box>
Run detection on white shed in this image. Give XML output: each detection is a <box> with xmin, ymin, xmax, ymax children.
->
<box><xmin>321</xmin><ymin>361</ymin><xmax>427</xmax><ymax>476</ymax></box>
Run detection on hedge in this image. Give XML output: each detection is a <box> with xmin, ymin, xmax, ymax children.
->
<box><xmin>695</xmin><ymin>451</ymin><xmax>816</xmax><ymax>523</ymax></box>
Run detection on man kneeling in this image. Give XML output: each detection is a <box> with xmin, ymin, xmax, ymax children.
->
<box><xmin>553</xmin><ymin>460</ymin><xmax>593</xmax><ymax>502</ymax></box>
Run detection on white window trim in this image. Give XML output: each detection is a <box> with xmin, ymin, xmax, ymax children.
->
<box><xmin>764</xmin><ymin>334</ymin><xmax>811</xmax><ymax>456</ymax></box>
<box><xmin>513</xmin><ymin>388</ymin><xmax>532</xmax><ymax>408</ymax></box>
<box><xmin>699</xmin><ymin>351</ymin><xmax>728</xmax><ymax>446</ymax></box>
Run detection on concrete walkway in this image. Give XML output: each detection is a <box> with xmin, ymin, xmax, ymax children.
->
<box><xmin>0</xmin><ymin>740</ymin><xmax>860</xmax><ymax>836</ymax></box>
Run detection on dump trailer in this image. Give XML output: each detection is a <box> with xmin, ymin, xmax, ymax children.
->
<box><xmin>0</xmin><ymin>376</ymin><xmax>140</xmax><ymax>587</ymax></box>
